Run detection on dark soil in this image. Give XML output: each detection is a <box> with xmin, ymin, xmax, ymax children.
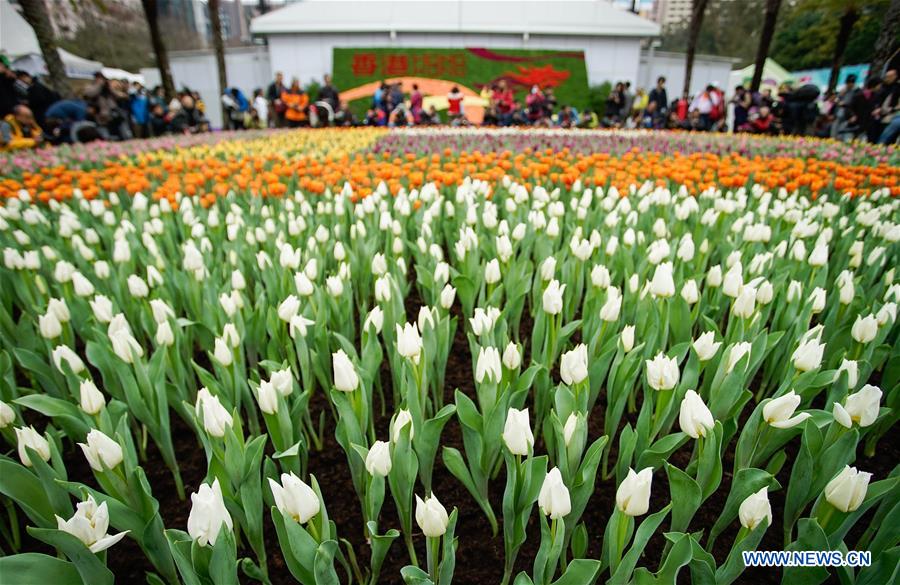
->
<box><xmin>19</xmin><ymin>284</ymin><xmax>898</xmax><ymax>585</ymax></box>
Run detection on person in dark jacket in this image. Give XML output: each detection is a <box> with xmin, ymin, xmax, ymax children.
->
<box><xmin>0</xmin><ymin>59</ymin><xmax>19</xmax><ymax>119</ymax></box>
<box><xmin>648</xmin><ymin>76</ymin><xmax>668</xmax><ymax>116</ymax></box>
<box><xmin>14</xmin><ymin>70</ymin><xmax>60</xmax><ymax>127</ymax></box>
<box><xmin>266</xmin><ymin>71</ymin><xmax>287</xmax><ymax>127</ymax></box>
<box><xmin>317</xmin><ymin>74</ymin><xmax>340</xmax><ymax>111</ymax></box>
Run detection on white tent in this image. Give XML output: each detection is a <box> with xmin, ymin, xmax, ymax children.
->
<box><xmin>0</xmin><ymin>0</ymin><xmax>40</xmax><ymax>57</ymax></box>
<box><xmin>102</xmin><ymin>67</ymin><xmax>146</xmax><ymax>85</ymax></box>
<box><xmin>12</xmin><ymin>49</ymin><xmax>103</xmax><ymax>80</ymax></box>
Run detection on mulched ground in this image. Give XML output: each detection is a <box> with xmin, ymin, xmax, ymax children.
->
<box><xmin>28</xmin><ymin>284</ymin><xmax>895</xmax><ymax>584</ymax></box>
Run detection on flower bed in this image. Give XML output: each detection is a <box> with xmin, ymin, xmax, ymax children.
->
<box><xmin>0</xmin><ymin>128</ymin><xmax>897</xmax><ymax>585</ymax></box>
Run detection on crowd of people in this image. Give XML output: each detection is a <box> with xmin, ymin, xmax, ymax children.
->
<box><xmin>2</xmin><ymin>53</ymin><xmax>898</xmax><ymax>151</ymax></box>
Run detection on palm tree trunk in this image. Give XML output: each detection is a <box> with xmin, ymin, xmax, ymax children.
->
<box><xmin>18</xmin><ymin>0</ymin><xmax>71</xmax><ymax>95</ymax></box>
<box><xmin>827</xmin><ymin>7</ymin><xmax>860</xmax><ymax>93</ymax></box>
<box><xmin>683</xmin><ymin>0</ymin><xmax>710</xmax><ymax>99</ymax></box>
<box><xmin>869</xmin><ymin>0</ymin><xmax>900</xmax><ymax>79</ymax></box>
<box><xmin>208</xmin><ymin>0</ymin><xmax>229</xmax><ymax>128</ymax></box>
<box><xmin>141</xmin><ymin>0</ymin><xmax>176</xmax><ymax>101</ymax></box>
<box><xmin>750</xmin><ymin>0</ymin><xmax>782</xmax><ymax>93</ymax></box>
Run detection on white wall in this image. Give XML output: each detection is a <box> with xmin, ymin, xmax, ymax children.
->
<box><xmin>637</xmin><ymin>51</ymin><xmax>735</xmax><ymax>98</ymax></box>
<box><xmin>141</xmin><ymin>46</ymin><xmax>271</xmax><ymax>129</ymax></box>
<box><xmin>266</xmin><ymin>32</ymin><xmax>643</xmax><ymax>88</ymax></box>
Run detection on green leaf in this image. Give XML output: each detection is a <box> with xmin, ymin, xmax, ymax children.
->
<box><xmin>0</xmin><ymin>458</ymin><xmax>55</xmax><ymax>528</ymax></box>
<box><xmin>28</xmin><ymin>527</ymin><xmax>115</xmax><ymax>585</ymax></box>
<box><xmin>552</xmin><ymin>558</ymin><xmax>602</xmax><ymax>585</ymax></box>
<box><xmin>665</xmin><ymin>463</ymin><xmax>701</xmax><ymax>534</ymax></box>
<box><xmin>0</xmin><ymin>552</ymin><xmax>84</xmax><ymax>585</ymax></box>
<box><xmin>609</xmin><ymin>504</ymin><xmax>672</xmax><ymax>585</ymax></box>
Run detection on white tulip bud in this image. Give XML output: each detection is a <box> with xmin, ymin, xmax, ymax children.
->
<box><xmin>79</xmin><ymin>380</ymin><xmax>106</xmax><ymax>414</ymax></box>
<box><xmin>502</xmin><ymin>342</ymin><xmax>521</xmax><ymax>370</ymax></box>
<box><xmin>738</xmin><ymin>487</ymin><xmax>772</xmax><ymax>530</ymax></box>
<box><xmin>415</xmin><ymin>494</ymin><xmax>450</xmax><ymax>537</ymax></box>
<box><xmin>188</xmin><ymin>478</ymin><xmax>234</xmax><ymax>546</ymax></box>
<box><xmin>195</xmin><ymin>388</ymin><xmax>233</xmax><ymax>438</ymax></box>
<box><xmin>649</xmin><ymin>262</ymin><xmax>675</xmax><ymax>298</ymax></box>
<box><xmin>365</xmin><ymin>441</ymin><xmax>392</xmax><ymax>477</ymax></box>
<box><xmin>391</xmin><ymin>409</ymin><xmax>414</xmax><ymax>442</ymax></box>
<box><xmin>692</xmin><ymin>331</ymin><xmax>721</xmax><ymax>362</ymax></box>
<box><xmin>791</xmin><ymin>338</ymin><xmax>825</xmax><ymax>372</ymax></box>
<box><xmin>79</xmin><ymin>429</ymin><xmax>123</xmax><ymax>471</ymax></box>
<box><xmin>332</xmin><ymin>349</ymin><xmax>359</xmax><ymax>392</ymax></box>
<box><xmin>502</xmin><ymin>408</ymin><xmax>534</xmax><ymax>456</ymax></box>
<box><xmin>679</xmin><ymin>390</ymin><xmax>715</xmax><ymax>439</ymax></box>
<box><xmin>616</xmin><ymin>467</ymin><xmax>653</xmax><ymax>516</ymax></box>
<box><xmin>645</xmin><ymin>352</ymin><xmax>679</xmax><ymax>391</ymax></box>
<box><xmin>475</xmin><ymin>346</ymin><xmax>502</xmax><ymax>384</ymax></box>
<box><xmin>16</xmin><ymin>425</ymin><xmax>51</xmax><ymax>466</ymax></box>
<box><xmin>621</xmin><ymin>325</ymin><xmax>635</xmax><ymax>352</ymax></box>
<box><xmin>560</xmin><ymin>344</ymin><xmax>588</xmax><ymax>386</ymax></box>
<box><xmin>542</xmin><ymin>279</ymin><xmax>566</xmax><ymax>315</ymax></box>
<box><xmin>762</xmin><ymin>390</ymin><xmax>810</xmax><ymax>429</ymax></box>
<box><xmin>850</xmin><ymin>314</ymin><xmax>878</xmax><ymax>344</ymax></box>
<box><xmin>0</xmin><ymin>400</ymin><xmax>15</xmax><ymax>428</ymax></box>
<box><xmin>538</xmin><ymin>467</ymin><xmax>571</xmax><ymax>519</ymax></box>
<box><xmin>824</xmin><ymin>466</ymin><xmax>871</xmax><ymax>513</ymax></box>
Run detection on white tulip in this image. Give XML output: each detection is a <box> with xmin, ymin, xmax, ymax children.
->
<box><xmin>415</xmin><ymin>494</ymin><xmax>450</xmax><ymax>537</ymax></box>
<box><xmin>839</xmin><ymin>385</ymin><xmax>882</xmax><ymax>427</ymax></box>
<box><xmin>332</xmin><ymin>350</ymin><xmax>359</xmax><ymax>392</ymax></box>
<box><xmin>256</xmin><ymin>380</ymin><xmax>279</xmax><ymax>414</ymax></box>
<box><xmin>538</xmin><ymin>467</ymin><xmax>571</xmax><ymax>519</ymax></box>
<box><xmin>195</xmin><ymin>388</ymin><xmax>233</xmax><ymax>438</ymax></box>
<box><xmin>722</xmin><ymin>265</ymin><xmax>743</xmax><ymax>298</ymax></box>
<box><xmin>56</xmin><ymin>497</ymin><xmax>129</xmax><ymax>553</ymax></box>
<box><xmin>326</xmin><ymin>275</ymin><xmax>344</xmax><ymax>297</ymax></box>
<box><xmin>681</xmin><ymin>280</ymin><xmax>699</xmax><ymax>304</ymax></box>
<box><xmin>877</xmin><ymin>302</ymin><xmax>896</xmax><ymax>326</ymax></box>
<box><xmin>809</xmin><ymin>288</ymin><xmax>826</xmax><ymax>314</ymax></box>
<box><xmin>484</xmin><ymin>259</ymin><xmax>501</xmax><ymax>284</ymax></box>
<box><xmin>89</xmin><ymin>295</ymin><xmax>114</xmax><ymax>323</ymax></box>
<box><xmin>502</xmin><ymin>408</ymin><xmax>534</xmax><ymax>456</ymax></box>
<box><xmin>732</xmin><ymin>285</ymin><xmax>756</xmax><ymax>319</ymax></box>
<box><xmin>502</xmin><ymin>342</ymin><xmax>521</xmax><ymax>370</ymax></box>
<box><xmin>375</xmin><ymin>275</ymin><xmax>392</xmax><ymax>303</ymax></box>
<box><xmin>72</xmin><ymin>272</ymin><xmax>95</xmax><ymax>297</ymax></box>
<box><xmin>621</xmin><ymin>325</ymin><xmax>635</xmax><ymax>352</ymax></box>
<box><xmin>835</xmin><ymin>358</ymin><xmax>858</xmax><ymax>389</ymax></box>
<box><xmin>363</xmin><ymin>307</ymin><xmax>384</xmax><ymax>334</ymax></box>
<box><xmin>599</xmin><ymin>287</ymin><xmax>622</xmax><ymax>322</ymax></box>
<box><xmin>646</xmin><ymin>352</ymin><xmax>679</xmax><ymax>391</ymax></box>
<box><xmin>738</xmin><ymin>487</ymin><xmax>772</xmax><ymax>530</ymax></box>
<box><xmin>824</xmin><ymin>466</ymin><xmax>871</xmax><ymax>513</ymax></box>
<box><xmin>396</xmin><ymin>322</ymin><xmax>423</xmax><ymax>362</ymax></box>
<box><xmin>851</xmin><ymin>314</ymin><xmax>878</xmax><ymax>344</ymax></box>
<box><xmin>79</xmin><ymin>380</ymin><xmax>106</xmax><ymax>414</ymax></box>
<box><xmin>560</xmin><ymin>344</ymin><xmax>588</xmax><ymax>385</ymax></box>
<box><xmin>270</xmin><ymin>368</ymin><xmax>294</xmax><ymax>396</ymax></box>
<box><xmin>679</xmin><ymin>390</ymin><xmax>715</xmax><ymax>439</ymax></box>
<box><xmin>392</xmin><ymin>409</ymin><xmax>414</xmax><ymax>442</ymax></box>
<box><xmin>692</xmin><ymin>331</ymin><xmax>721</xmax><ymax>362</ymax></box>
<box><xmin>787</xmin><ymin>280</ymin><xmax>803</xmax><ymax>303</ymax></box>
<box><xmin>707</xmin><ymin>265</ymin><xmax>723</xmax><ymax>287</ymax></box>
<box><xmin>213</xmin><ymin>338</ymin><xmax>233</xmax><ymax>367</ymax></box>
<box><xmin>79</xmin><ymin>429</ymin><xmax>123</xmax><ymax>471</ymax></box>
<box><xmin>725</xmin><ymin>342</ymin><xmax>752</xmax><ymax>373</ymax></box>
<box><xmin>365</xmin><ymin>441</ymin><xmax>392</xmax><ymax>477</ymax></box>
<box><xmin>591</xmin><ymin>264</ymin><xmax>610</xmax><ymax>289</ymax></box>
<box><xmin>476</xmin><ymin>346</ymin><xmax>502</xmax><ymax>384</ymax></box>
<box><xmin>278</xmin><ymin>295</ymin><xmax>301</xmax><ymax>322</ymax></box>
<box><xmin>155</xmin><ymin>321</ymin><xmax>174</xmax><ymax>347</ymax></box>
<box><xmin>127</xmin><ymin>275</ymin><xmax>149</xmax><ymax>298</ymax></box>
<box><xmin>15</xmin><ymin>426</ymin><xmax>51</xmax><ymax>466</ymax></box>
<box><xmin>294</xmin><ymin>272</ymin><xmax>315</xmax><ymax>296</ymax></box>
<box><xmin>270</xmin><ymin>472</ymin><xmax>321</xmax><ymax>524</ymax></box>
<box><xmin>187</xmin><ymin>479</ymin><xmax>233</xmax><ymax>546</ymax></box>
<box><xmin>616</xmin><ymin>467</ymin><xmax>653</xmax><ymax>516</ymax></box>
<box><xmin>791</xmin><ymin>338</ymin><xmax>825</xmax><ymax>372</ymax></box>
<box><xmin>649</xmin><ymin>262</ymin><xmax>675</xmax><ymax>298</ymax></box>
<box><xmin>440</xmin><ymin>284</ymin><xmax>456</xmax><ymax>309</ymax></box>
<box><xmin>540</xmin><ymin>257</ymin><xmax>557</xmax><ymax>281</ymax></box>
<box><xmin>563</xmin><ymin>413</ymin><xmax>579</xmax><ymax>446</ymax></box>
<box><xmin>0</xmin><ymin>400</ymin><xmax>15</xmax><ymax>428</ymax></box>
<box><xmin>288</xmin><ymin>314</ymin><xmax>314</xmax><ymax>339</ymax></box>
<box><xmin>38</xmin><ymin>311</ymin><xmax>62</xmax><ymax>339</ymax></box>
<box><xmin>762</xmin><ymin>391</ymin><xmax>810</xmax><ymax>429</ymax></box>
<box><xmin>52</xmin><ymin>345</ymin><xmax>86</xmax><ymax>375</ymax></box>
<box><xmin>542</xmin><ymin>280</ymin><xmax>566</xmax><ymax>315</ymax></box>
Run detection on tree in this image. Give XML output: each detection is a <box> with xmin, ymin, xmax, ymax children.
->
<box><xmin>750</xmin><ymin>0</ymin><xmax>782</xmax><ymax>92</ymax></box>
<box><xmin>869</xmin><ymin>0</ymin><xmax>900</xmax><ymax>78</ymax></box>
<box><xmin>683</xmin><ymin>0</ymin><xmax>710</xmax><ymax>97</ymax></box>
<box><xmin>208</xmin><ymin>0</ymin><xmax>228</xmax><ymax>128</ymax></box>
<box><xmin>17</xmin><ymin>0</ymin><xmax>71</xmax><ymax>95</ymax></box>
<box><xmin>827</xmin><ymin>4</ymin><xmax>860</xmax><ymax>92</ymax></box>
<box><xmin>141</xmin><ymin>0</ymin><xmax>175</xmax><ymax>100</ymax></box>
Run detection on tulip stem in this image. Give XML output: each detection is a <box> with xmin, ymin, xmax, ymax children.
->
<box><xmin>427</xmin><ymin>535</ymin><xmax>440</xmax><ymax>584</ymax></box>
<box><xmin>405</xmin><ymin>533</ymin><xmax>418</xmax><ymax>566</ymax></box>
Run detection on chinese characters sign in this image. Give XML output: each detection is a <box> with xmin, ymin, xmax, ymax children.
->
<box><xmin>350</xmin><ymin>52</ymin><xmax>467</xmax><ymax>78</ymax></box>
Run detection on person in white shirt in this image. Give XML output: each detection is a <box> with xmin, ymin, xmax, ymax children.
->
<box><xmin>253</xmin><ymin>88</ymin><xmax>269</xmax><ymax>128</ymax></box>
